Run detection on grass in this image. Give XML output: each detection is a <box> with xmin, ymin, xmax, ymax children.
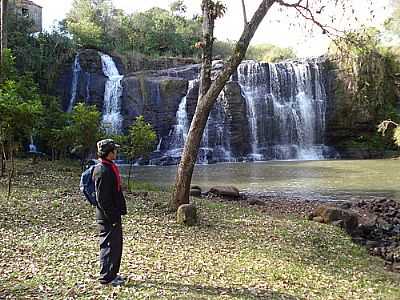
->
<box><xmin>0</xmin><ymin>160</ymin><xmax>399</xmax><ymax>299</ymax></box>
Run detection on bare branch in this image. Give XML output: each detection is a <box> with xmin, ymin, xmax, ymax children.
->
<box><xmin>241</xmin><ymin>0</ymin><xmax>248</xmax><ymax>26</ymax></box>
<box><xmin>276</xmin><ymin>0</ymin><xmax>343</xmax><ymax>40</ymax></box>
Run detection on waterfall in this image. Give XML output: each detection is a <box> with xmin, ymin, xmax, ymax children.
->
<box><xmin>166</xmin><ymin>80</ymin><xmax>195</xmax><ymax>158</ymax></box>
<box><xmin>67</xmin><ymin>54</ymin><xmax>81</xmax><ymax>112</ymax></box>
<box><xmin>100</xmin><ymin>53</ymin><xmax>123</xmax><ymax>134</ymax></box>
<box><xmin>238</xmin><ymin>60</ymin><xmax>329</xmax><ymax>161</ymax></box>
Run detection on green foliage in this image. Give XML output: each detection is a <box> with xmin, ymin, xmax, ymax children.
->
<box><xmin>7</xmin><ymin>10</ymin><xmax>76</xmax><ymax>93</ymax></box>
<box><xmin>246</xmin><ymin>43</ymin><xmax>296</xmax><ymax>62</ymax></box>
<box><xmin>37</xmin><ymin>96</ymin><xmax>70</xmax><ymax>157</ymax></box>
<box><xmin>213</xmin><ymin>40</ymin><xmax>296</xmax><ymax>62</ymax></box>
<box><xmin>127</xmin><ymin>180</ymin><xmax>163</xmax><ymax>192</ymax></box>
<box><xmin>331</xmin><ymin>27</ymin><xmax>399</xmax><ymax>121</ymax></box>
<box><xmin>65</xmin><ymin>0</ymin><xmax>128</xmax><ymax>51</ymax></box>
<box><xmin>0</xmin><ymin>49</ymin><xmax>17</xmax><ymax>83</ymax></box>
<box><xmin>68</xmin><ymin>103</ymin><xmax>101</xmax><ymax>160</ymax></box>
<box><xmin>124</xmin><ymin>116</ymin><xmax>157</xmax><ymax>161</ymax></box>
<box><xmin>120</xmin><ymin>7</ymin><xmax>201</xmax><ymax>57</ymax></box>
<box><xmin>64</xmin><ymin>0</ymin><xmax>201</xmax><ymax>57</ymax></box>
<box><xmin>0</xmin><ymin>78</ymin><xmax>43</xmax><ymax>148</ymax></box>
<box><xmin>378</xmin><ymin>120</ymin><xmax>400</xmax><ymax>148</ymax></box>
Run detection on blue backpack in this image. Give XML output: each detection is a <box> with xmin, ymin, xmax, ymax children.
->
<box><xmin>79</xmin><ymin>164</ymin><xmax>99</xmax><ymax>206</ymax></box>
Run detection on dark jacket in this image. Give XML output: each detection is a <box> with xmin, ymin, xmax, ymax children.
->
<box><xmin>93</xmin><ymin>160</ymin><xmax>127</xmax><ymax>224</ymax></box>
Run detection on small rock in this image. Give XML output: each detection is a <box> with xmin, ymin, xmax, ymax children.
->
<box><xmin>190</xmin><ymin>185</ymin><xmax>202</xmax><ymax>191</ymax></box>
<box><xmin>309</xmin><ymin>205</ymin><xmax>359</xmax><ymax>235</ymax></box>
<box><xmin>189</xmin><ymin>189</ymin><xmax>202</xmax><ymax>197</ymax></box>
<box><xmin>176</xmin><ymin>204</ymin><xmax>197</xmax><ymax>226</ymax></box>
<box><xmin>248</xmin><ymin>199</ymin><xmax>265</xmax><ymax>206</ymax></box>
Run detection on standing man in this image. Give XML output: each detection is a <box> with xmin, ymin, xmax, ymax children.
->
<box><xmin>94</xmin><ymin>139</ymin><xmax>127</xmax><ymax>286</ymax></box>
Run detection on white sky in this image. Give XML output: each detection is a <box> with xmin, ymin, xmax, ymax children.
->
<box><xmin>34</xmin><ymin>0</ymin><xmax>393</xmax><ymax>57</ymax></box>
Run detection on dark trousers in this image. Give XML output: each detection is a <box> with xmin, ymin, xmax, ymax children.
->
<box><xmin>98</xmin><ymin>222</ymin><xmax>123</xmax><ymax>283</ymax></box>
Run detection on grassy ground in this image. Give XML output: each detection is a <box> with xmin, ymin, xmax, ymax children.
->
<box><xmin>0</xmin><ymin>160</ymin><xmax>399</xmax><ymax>299</ymax></box>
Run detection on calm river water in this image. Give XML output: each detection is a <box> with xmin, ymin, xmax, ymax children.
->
<box><xmin>121</xmin><ymin>159</ymin><xmax>400</xmax><ymax>201</ymax></box>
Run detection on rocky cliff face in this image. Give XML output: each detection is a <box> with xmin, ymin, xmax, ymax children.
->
<box><xmin>56</xmin><ymin>49</ymin><xmax>399</xmax><ymax>164</ymax></box>
<box><xmin>323</xmin><ymin>57</ymin><xmax>400</xmax><ymax>159</ymax></box>
<box><xmin>122</xmin><ymin>75</ymin><xmax>188</xmax><ymax>137</ymax></box>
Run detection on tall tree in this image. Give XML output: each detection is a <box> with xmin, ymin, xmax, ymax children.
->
<box><xmin>0</xmin><ymin>0</ymin><xmax>8</xmax><ymax>64</ymax></box>
<box><xmin>171</xmin><ymin>0</ymin><xmax>274</xmax><ymax>210</ymax></box>
<box><xmin>170</xmin><ymin>0</ymin><xmax>373</xmax><ymax>210</ymax></box>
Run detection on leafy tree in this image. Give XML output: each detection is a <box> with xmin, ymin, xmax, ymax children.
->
<box><xmin>171</xmin><ymin>0</ymin><xmax>376</xmax><ymax>210</ymax></box>
<box><xmin>68</xmin><ymin>103</ymin><xmax>101</xmax><ymax>166</ymax></box>
<box><xmin>7</xmin><ymin>9</ymin><xmax>76</xmax><ymax>93</ymax></box>
<box><xmin>246</xmin><ymin>43</ymin><xmax>296</xmax><ymax>62</ymax></box>
<box><xmin>65</xmin><ymin>0</ymin><xmax>124</xmax><ymax>50</ymax></box>
<box><xmin>0</xmin><ymin>75</ymin><xmax>42</xmax><ymax>196</ymax></box>
<box><xmin>330</xmin><ymin>27</ymin><xmax>399</xmax><ymax>127</ymax></box>
<box><xmin>119</xmin><ymin>7</ymin><xmax>201</xmax><ymax>57</ymax></box>
<box><xmin>37</xmin><ymin>96</ymin><xmax>70</xmax><ymax>160</ymax></box>
<box><xmin>213</xmin><ymin>40</ymin><xmax>296</xmax><ymax>62</ymax></box>
<box><xmin>124</xmin><ymin>116</ymin><xmax>157</xmax><ymax>187</ymax></box>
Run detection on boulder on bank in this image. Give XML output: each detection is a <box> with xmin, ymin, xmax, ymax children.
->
<box><xmin>309</xmin><ymin>205</ymin><xmax>359</xmax><ymax>235</ymax></box>
<box><xmin>208</xmin><ymin>186</ymin><xmax>240</xmax><ymax>199</ymax></box>
<box><xmin>190</xmin><ymin>186</ymin><xmax>202</xmax><ymax>197</ymax></box>
<box><xmin>177</xmin><ymin>204</ymin><xmax>197</xmax><ymax>226</ymax></box>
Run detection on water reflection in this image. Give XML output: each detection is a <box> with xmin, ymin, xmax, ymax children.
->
<box><xmin>120</xmin><ymin>159</ymin><xmax>400</xmax><ymax>200</ymax></box>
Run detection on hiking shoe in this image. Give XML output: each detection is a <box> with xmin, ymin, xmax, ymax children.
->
<box><xmin>110</xmin><ymin>276</ymin><xmax>125</xmax><ymax>287</ymax></box>
<box><xmin>115</xmin><ymin>274</ymin><xmax>125</xmax><ymax>281</ymax></box>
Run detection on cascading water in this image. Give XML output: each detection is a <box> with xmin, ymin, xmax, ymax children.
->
<box><xmin>100</xmin><ymin>53</ymin><xmax>123</xmax><ymax>134</ymax></box>
<box><xmin>238</xmin><ymin>60</ymin><xmax>329</xmax><ymax>161</ymax></box>
<box><xmin>67</xmin><ymin>54</ymin><xmax>81</xmax><ymax>112</ymax></box>
<box><xmin>166</xmin><ymin>80</ymin><xmax>195</xmax><ymax>159</ymax></box>
<box><xmin>163</xmin><ymin>79</ymin><xmax>234</xmax><ymax>164</ymax></box>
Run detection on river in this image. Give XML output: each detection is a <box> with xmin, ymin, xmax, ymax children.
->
<box><xmin>121</xmin><ymin>159</ymin><xmax>400</xmax><ymax>201</ymax></box>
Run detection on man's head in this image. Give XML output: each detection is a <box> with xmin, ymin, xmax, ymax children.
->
<box><xmin>97</xmin><ymin>139</ymin><xmax>120</xmax><ymax>160</ymax></box>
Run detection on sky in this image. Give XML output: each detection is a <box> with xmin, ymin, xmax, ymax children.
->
<box><xmin>34</xmin><ymin>0</ymin><xmax>394</xmax><ymax>57</ymax></box>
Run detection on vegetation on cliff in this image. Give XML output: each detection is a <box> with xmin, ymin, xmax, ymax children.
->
<box><xmin>327</xmin><ymin>27</ymin><xmax>400</xmax><ymax>153</ymax></box>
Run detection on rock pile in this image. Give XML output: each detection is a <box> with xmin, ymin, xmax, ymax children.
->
<box><xmin>354</xmin><ymin>198</ymin><xmax>400</xmax><ymax>272</ymax></box>
<box><xmin>309</xmin><ymin>198</ymin><xmax>400</xmax><ymax>272</ymax></box>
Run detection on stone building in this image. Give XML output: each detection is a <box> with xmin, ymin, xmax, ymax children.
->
<box><xmin>10</xmin><ymin>0</ymin><xmax>42</xmax><ymax>32</ymax></box>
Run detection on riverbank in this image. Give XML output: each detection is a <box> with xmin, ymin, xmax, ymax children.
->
<box><xmin>0</xmin><ymin>160</ymin><xmax>399</xmax><ymax>299</ymax></box>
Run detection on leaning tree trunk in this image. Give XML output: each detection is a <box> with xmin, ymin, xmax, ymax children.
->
<box><xmin>0</xmin><ymin>0</ymin><xmax>8</xmax><ymax>64</ymax></box>
<box><xmin>171</xmin><ymin>0</ymin><xmax>276</xmax><ymax>211</ymax></box>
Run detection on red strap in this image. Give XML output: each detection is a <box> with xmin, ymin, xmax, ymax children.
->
<box><xmin>100</xmin><ymin>159</ymin><xmax>121</xmax><ymax>191</ymax></box>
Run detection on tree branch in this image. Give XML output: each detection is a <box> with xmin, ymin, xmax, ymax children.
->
<box><xmin>241</xmin><ymin>0</ymin><xmax>248</xmax><ymax>26</ymax></box>
<box><xmin>276</xmin><ymin>0</ymin><xmax>343</xmax><ymax>39</ymax></box>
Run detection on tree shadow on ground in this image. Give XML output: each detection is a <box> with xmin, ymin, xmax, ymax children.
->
<box><xmin>124</xmin><ymin>279</ymin><xmax>304</xmax><ymax>299</ymax></box>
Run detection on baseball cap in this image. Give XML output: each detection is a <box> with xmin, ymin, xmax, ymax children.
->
<box><xmin>97</xmin><ymin>139</ymin><xmax>120</xmax><ymax>156</ymax></box>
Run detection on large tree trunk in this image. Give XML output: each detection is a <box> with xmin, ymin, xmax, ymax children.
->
<box><xmin>0</xmin><ymin>0</ymin><xmax>8</xmax><ymax>63</ymax></box>
<box><xmin>171</xmin><ymin>0</ymin><xmax>276</xmax><ymax>211</ymax></box>
<box><xmin>198</xmin><ymin>0</ymin><xmax>215</xmax><ymax>98</ymax></box>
